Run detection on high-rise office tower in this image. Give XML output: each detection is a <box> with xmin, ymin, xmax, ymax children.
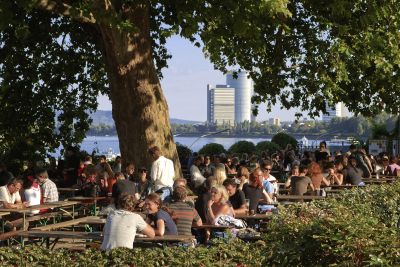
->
<box><xmin>226</xmin><ymin>71</ymin><xmax>253</xmax><ymax>123</ymax></box>
<box><xmin>322</xmin><ymin>102</ymin><xmax>345</xmax><ymax>122</ymax></box>
<box><xmin>207</xmin><ymin>84</ymin><xmax>235</xmax><ymax>125</ymax></box>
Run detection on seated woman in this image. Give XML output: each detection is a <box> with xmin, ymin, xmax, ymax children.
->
<box><xmin>237</xmin><ymin>166</ymin><xmax>250</xmax><ymax>190</ymax></box>
<box><xmin>285</xmin><ymin>165</ymin><xmax>299</xmax><ymax>189</ymax></box>
<box><xmin>242</xmin><ymin>168</ymin><xmax>273</xmax><ymax>213</ymax></box>
<box><xmin>325</xmin><ymin>162</ymin><xmax>343</xmax><ymax>185</ymax></box>
<box><xmin>206</xmin><ymin>185</ymin><xmax>233</xmax><ymax>224</ymax></box>
<box><xmin>309</xmin><ymin>162</ymin><xmax>330</xmax><ymax>189</ymax></box>
<box><xmin>145</xmin><ymin>193</ymin><xmax>178</xmax><ymax>236</ymax></box>
<box><xmin>101</xmin><ymin>194</ymin><xmax>154</xmax><ymax>250</ymax></box>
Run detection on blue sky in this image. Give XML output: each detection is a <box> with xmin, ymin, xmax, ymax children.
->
<box><xmin>97</xmin><ymin>36</ymin><xmax>308</xmax><ymax>122</ymax></box>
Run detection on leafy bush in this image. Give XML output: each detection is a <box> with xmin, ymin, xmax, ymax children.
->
<box><xmin>228</xmin><ymin>141</ymin><xmax>256</xmax><ymax>154</ymax></box>
<box><xmin>271</xmin><ymin>132</ymin><xmax>298</xmax><ymax>150</ymax></box>
<box><xmin>255</xmin><ymin>141</ymin><xmax>281</xmax><ymax>154</ymax></box>
<box><xmin>198</xmin><ymin>143</ymin><xmax>226</xmax><ymax>155</ymax></box>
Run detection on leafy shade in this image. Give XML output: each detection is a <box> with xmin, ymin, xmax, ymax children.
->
<box><xmin>271</xmin><ymin>132</ymin><xmax>298</xmax><ymax>149</ymax></box>
<box><xmin>228</xmin><ymin>141</ymin><xmax>256</xmax><ymax>155</ymax></box>
<box><xmin>198</xmin><ymin>143</ymin><xmax>226</xmax><ymax>155</ymax></box>
<box><xmin>175</xmin><ymin>143</ymin><xmax>192</xmax><ymax>165</ymax></box>
<box><xmin>0</xmin><ymin>6</ymin><xmax>107</xmax><ymax>162</ymax></box>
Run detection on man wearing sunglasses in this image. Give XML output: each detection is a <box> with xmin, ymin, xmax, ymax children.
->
<box><xmin>261</xmin><ymin>161</ymin><xmax>278</xmax><ymax>198</ymax></box>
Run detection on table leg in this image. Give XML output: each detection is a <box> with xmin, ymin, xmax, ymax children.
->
<box><xmin>23</xmin><ymin>212</ymin><xmax>26</xmax><ymax>230</ymax></box>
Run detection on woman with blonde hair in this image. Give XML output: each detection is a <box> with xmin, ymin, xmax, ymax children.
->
<box><xmin>206</xmin><ymin>185</ymin><xmax>233</xmax><ymax>224</ymax></box>
<box><xmin>237</xmin><ymin>166</ymin><xmax>250</xmax><ymax>190</ymax></box>
<box><xmin>210</xmin><ymin>165</ymin><xmax>227</xmax><ymax>185</ymax></box>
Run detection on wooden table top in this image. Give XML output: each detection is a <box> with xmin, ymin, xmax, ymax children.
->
<box><xmin>68</xmin><ymin>196</ymin><xmax>107</xmax><ymax>201</ymax></box>
<box><xmin>192</xmin><ymin>224</ymin><xmax>230</xmax><ymax>230</ymax></box>
<box><xmin>0</xmin><ymin>211</ymin><xmax>10</xmax><ymax>217</ymax></box>
<box><xmin>58</xmin><ymin>188</ymin><xmax>81</xmax><ymax>192</ymax></box>
<box><xmin>0</xmin><ymin>201</ymin><xmax>80</xmax><ymax>213</ymax></box>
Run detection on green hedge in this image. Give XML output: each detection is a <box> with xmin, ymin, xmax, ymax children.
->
<box><xmin>1</xmin><ymin>182</ymin><xmax>399</xmax><ymax>266</ymax></box>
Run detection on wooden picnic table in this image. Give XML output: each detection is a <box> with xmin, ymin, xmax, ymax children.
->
<box><xmin>0</xmin><ymin>201</ymin><xmax>80</xmax><ymax>230</ymax></box>
<box><xmin>18</xmin><ymin>230</ymin><xmax>195</xmax><ymax>249</ymax></box>
<box><xmin>0</xmin><ymin>212</ymin><xmax>10</xmax><ymax>217</ymax></box>
<box><xmin>192</xmin><ymin>224</ymin><xmax>229</xmax><ymax>230</ymax></box>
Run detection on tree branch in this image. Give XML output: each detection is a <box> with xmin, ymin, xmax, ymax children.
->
<box><xmin>36</xmin><ymin>0</ymin><xmax>96</xmax><ymax>24</ymax></box>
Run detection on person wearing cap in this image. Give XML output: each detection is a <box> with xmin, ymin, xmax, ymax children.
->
<box><xmin>223</xmin><ymin>178</ymin><xmax>247</xmax><ymax>216</ymax></box>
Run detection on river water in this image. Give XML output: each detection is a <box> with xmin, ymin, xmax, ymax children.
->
<box><xmin>79</xmin><ymin>136</ymin><xmax>349</xmax><ymax>156</ymax></box>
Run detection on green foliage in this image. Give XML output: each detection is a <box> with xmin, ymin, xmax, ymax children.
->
<box><xmin>198</xmin><ymin>143</ymin><xmax>226</xmax><ymax>155</ymax></box>
<box><xmin>228</xmin><ymin>141</ymin><xmax>256</xmax><ymax>155</ymax></box>
<box><xmin>175</xmin><ymin>143</ymin><xmax>192</xmax><ymax>164</ymax></box>
<box><xmin>264</xmin><ymin>182</ymin><xmax>400</xmax><ymax>266</ymax></box>
<box><xmin>271</xmin><ymin>132</ymin><xmax>298</xmax><ymax>149</ymax></box>
<box><xmin>255</xmin><ymin>141</ymin><xmax>281</xmax><ymax>154</ymax></box>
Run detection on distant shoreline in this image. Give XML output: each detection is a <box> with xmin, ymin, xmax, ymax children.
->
<box><xmin>87</xmin><ymin>133</ymin><xmax>360</xmax><ymax>140</ymax></box>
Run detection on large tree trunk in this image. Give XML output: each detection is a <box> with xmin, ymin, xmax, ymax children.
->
<box><xmin>96</xmin><ymin>4</ymin><xmax>181</xmax><ymax>177</ymax></box>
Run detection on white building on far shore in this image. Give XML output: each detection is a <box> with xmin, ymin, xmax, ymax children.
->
<box><xmin>322</xmin><ymin>102</ymin><xmax>346</xmax><ymax>122</ymax></box>
<box><xmin>207</xmin><ymin>84</ymin><xmax>235</xmax><ymax>126</ymax></box>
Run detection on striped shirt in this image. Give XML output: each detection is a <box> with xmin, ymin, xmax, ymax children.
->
<box><xmin>169</xmin><ymin>201</ymin><xmax>201</xmax><ymax>236</ymax></box>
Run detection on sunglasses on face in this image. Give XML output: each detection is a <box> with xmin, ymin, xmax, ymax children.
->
<box><xmin>264</xmin><ymin>168</ymin><xmax>272</xmax><ymax>171</ymax></box>
<box><xmin>139</xmin><ymin>170</ymin><xmax>147</xmax><ymax>173</ymax></box>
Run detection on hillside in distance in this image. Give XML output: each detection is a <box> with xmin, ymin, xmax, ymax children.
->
<box><xmin>90</xmin><ymin>110</ymin><xmax>201</xmax><ymax>126</ymax></box>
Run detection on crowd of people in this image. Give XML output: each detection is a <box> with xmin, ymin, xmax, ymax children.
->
<box><xmin>0</xmin><ymin>142</ymin><xmax>398</xmax><ymax>249</ymax></box>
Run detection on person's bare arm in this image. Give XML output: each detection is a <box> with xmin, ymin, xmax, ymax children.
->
<box><xmin>321</xmin><ymin>176</ymin><xmax>330</xmax><ymax>186</ymax></box>
<box><xmin>155</xmin><ymin>219</ymin><xmax>165</xmax><ymax>236</ymax></box>
<box><xmin>193</xmin><ymin>217</ymin><xmax>202</xmax><ymax>227</ymax></box>
<box><xmin>262</xmin><ymin>189</ymin><xmax>273</xmax><ymax>204</ymax></box>
<box><xmin>234</xmin><ymin>204</ymin><xmax>248</xmax><ymax>216</ymax></box>
<box><xmin>1</xmin><ymin>201</ymin><xmax>27</xmax><ymax>209</ymax></box>
<box><xmin>141</xmin><ymin>224</ymin><xmax>155</xmax><ymax>238</ymax></box>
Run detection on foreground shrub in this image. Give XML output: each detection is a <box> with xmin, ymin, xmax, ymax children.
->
<box><xmin>271</xmin><ymin>132</ymin><xmax>298</xmax><ymax>150</ymax></box>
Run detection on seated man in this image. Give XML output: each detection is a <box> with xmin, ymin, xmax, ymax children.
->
<box><xmin>168</xmin><ymin>186</ymin><xmax>202</xmax><ymax>236</ymax></box>
<box><xmin>190</xmin><ymin>156</ymin><xmax>206</xmax><ymax>188</ymax></box>
<box><xmin>101</xmin><ymin>194</ymin><xmax>154</xmax><ymax>250</ymax></box>
<box><xmin>36</xmin><ymin>168</ymin><xmax>59</xmax><ymax>203</ymax></box>
<box><xmin>0</xmin><ymin>178</ymin><xmax>28</xmax><ymax>209</ymax></box>
<box><xmin>223</xmin><ymin>178</ymin><xmax>247</xmax><ymax>216</ymax></box>
<box><xmin>290</xmin><ymin>165</ymin><xmax>315</xmax><ymax>196</ymax></box>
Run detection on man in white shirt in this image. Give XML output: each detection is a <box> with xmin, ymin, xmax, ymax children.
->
<box><xmin>148</xmin><ymin>146</ymin><xmax>175</xmax><ymax>201</ymax></box>
<box><xmin>190</xmin><ymin>156</ymin><xmax>206</xmax><ymax>188</ymax></box>
<box><xmin>0</xmin><ymin>178</ymin><xmax>28</xmax><ymax>209</ymax></box>
<box><xmin>101</xmin><ymin>194</ymin><xmax>154</xmax><ymax>250</ymax></box>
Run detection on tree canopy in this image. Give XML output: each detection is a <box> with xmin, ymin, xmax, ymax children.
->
<box><xmin>1</xmin><ymin>0</ymin><xmax>400</xmax><ymax>164</ymax></box>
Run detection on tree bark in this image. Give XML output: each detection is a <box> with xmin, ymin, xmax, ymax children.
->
<box><xmin>96</xmin><ymin>4</ymin><xmax>182</xmax><ymax>177</ymax></box>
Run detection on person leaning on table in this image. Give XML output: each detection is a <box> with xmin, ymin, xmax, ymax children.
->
<box><xmin>35</xmin><ymin>168</ymin><xmax>59</xmax><ymax>203</ymax></box>
<box><xmin>101</xmin><ymin>193</ymin><xmax>155</xmax><ymax>250</ymax></box>
<box><xmin>0</xmin><ymin>178</ymin><xmax>29</xmax><ymax>209</ymax></box>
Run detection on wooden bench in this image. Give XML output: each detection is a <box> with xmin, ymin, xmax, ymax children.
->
<box><xmin>32</xmin><ymin>216</ymin><xmax>99</xmax><ymax>231</ymax></box>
